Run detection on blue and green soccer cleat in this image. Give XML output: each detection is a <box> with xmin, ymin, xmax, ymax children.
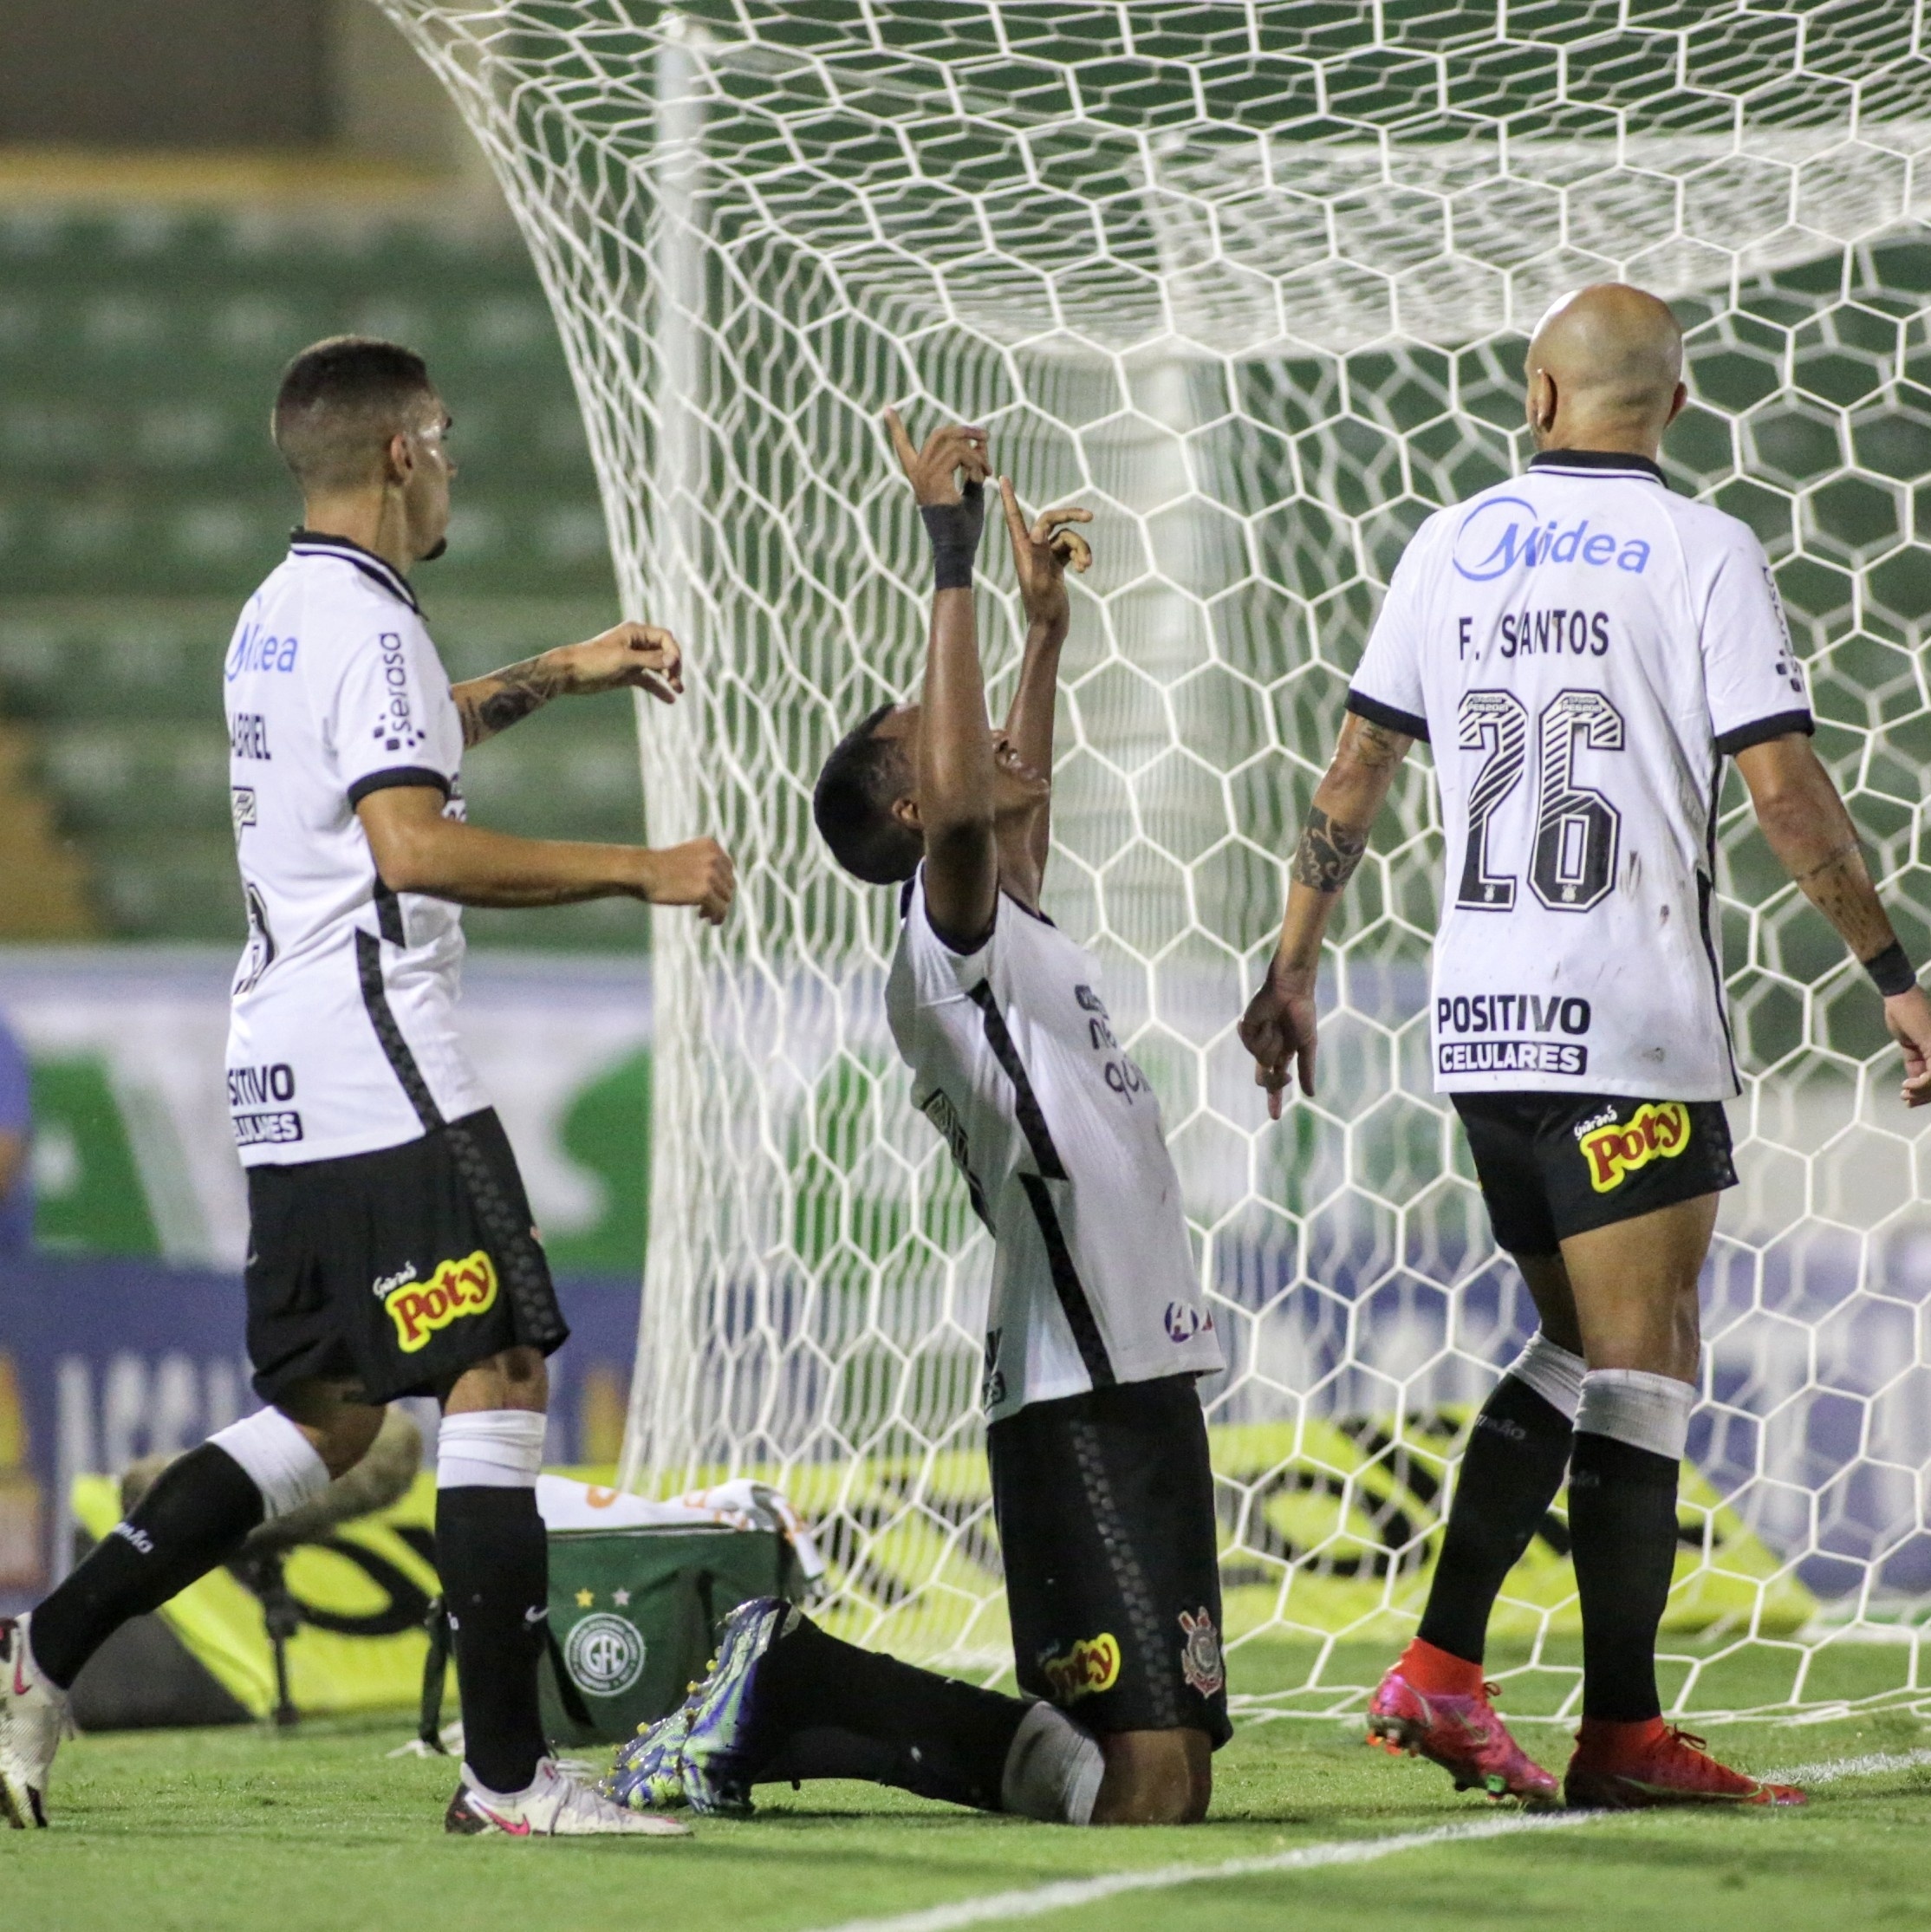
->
<box><xmin>606</xmin><ymin>1702</ymin><xmax>695</xmax><ymax>1812</ymax></box>
<box><xmin>607</xmin><ymin>1597</ymin><xmax>790</xmax><ymax>1818</ymax></box>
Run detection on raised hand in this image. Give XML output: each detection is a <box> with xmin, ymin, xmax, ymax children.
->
<box><xmin>1238</xmin><ymin>957</ymin><xmax>1319</xmax><ymax>1119</ymax></box>
<box><xmin>998</xmin><ymin>478</ymin><xmax>1092</xmax><ymax>633</ymax></box>
<box><xmin>883</xmin><ymin>408</ymin><xmax>990</xmax><ymax>507</ymax></box>
<box><xmin>640</xmin><ymin>837</ymin><xmax>736</xmax><ymax>926</ymax></box>
<box><xmin>554</xmin><ymin>621</ymin><xmax>684</xmax><ymax>704</ymax></box>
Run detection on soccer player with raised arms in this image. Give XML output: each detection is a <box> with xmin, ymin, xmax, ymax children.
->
<box><xmin>603</xmin><ymin>415</ymin><xmax>1227</xmax><ymax>1830</ymax></box>
<box><xmin>1239</xmin><ymin>284</ymin><xmax>1931</xmax><ymax>1810</ymax></box>
<box><xmin>0</xmin><ymin>337</ymin><xmax>733</xmax><ymax>1837</ymax></box>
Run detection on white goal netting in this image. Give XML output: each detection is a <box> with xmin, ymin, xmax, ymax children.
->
<box><xmin>382</xmin><ymin>0</ymin><xmax>1931</xmax><ymax>1722</ymax></box>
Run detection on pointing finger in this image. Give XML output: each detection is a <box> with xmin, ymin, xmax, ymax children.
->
<box><xmin>883</xmin><ymin>407</ymin><xmax>919</xmax><ymax>472</ymax></box>
<box><xmin>998</xmin><ymin>476</ymin><xmax>1030</xmax><ymax>549</ymax></box>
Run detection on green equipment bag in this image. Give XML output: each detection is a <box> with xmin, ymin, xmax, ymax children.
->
<box><xmin>419</xmin><ymin>1524</ymin><xmax>803</xmax><ymax>1750</ymax></box>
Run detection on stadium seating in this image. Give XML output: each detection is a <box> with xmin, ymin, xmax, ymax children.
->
<box><xmin>0</xmin><ymin>208</ymin><xmax>645</xmax><ymax>948</ymax></box>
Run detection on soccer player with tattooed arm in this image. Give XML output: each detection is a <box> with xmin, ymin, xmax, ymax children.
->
<box><xmin>1239</xmin><ymin>283</ymin><xmax>1931</xmax><ymax>1812</ymax></box>
<box><xmin>601</xmin><ymin>413</ymin><xmax>1227</xmax><ymax>1830</ymax></box>
<box><xmin>1</xmin><ymin>335</ymin><xmax>732</xmax><ymax>1838</ymax></box>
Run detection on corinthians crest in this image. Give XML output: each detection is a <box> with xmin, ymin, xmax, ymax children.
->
<box><xmin>1178</xmin><ymin>1606</ymin><xmax>1223</xmax><ymax>1698</ymax></box>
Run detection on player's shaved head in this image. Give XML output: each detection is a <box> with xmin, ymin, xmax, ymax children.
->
<box><xmin>273</xmin><ymin>336</ymin><xmax>439</xmax><ymax>493</ymax></box>
<box><xmin>1525</xmin><ymin>283</ymin><xmax>1685</xmax><ymax>452</ymax></box>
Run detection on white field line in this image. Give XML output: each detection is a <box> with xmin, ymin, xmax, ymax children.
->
<box><xmin>799</xmin><ymin>1812</ymin><xmax>1601</xmax><ymax>1932</ymax></box>
<box><xmin>1763</xmin><ymin>1747</ymin><xmax>1931</xmax><ymax>1786</ymax></box>
<box><xmin>800</xmin><ymin>1743</ymin><xmax>1931</xmax><ymax>1932</ymax></box>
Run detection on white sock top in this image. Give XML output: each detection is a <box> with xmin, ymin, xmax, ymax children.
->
<box><xmin>1575</xmin><ymin>1367</ymin><xmax>1694</xmax><ymax>1462</ymax></box>
<box><xmin>207</xmin><ymin>1408</ymin><xmax>331</xmax><ymax>1521</ymax></box>
<box><xmin>436</xmin><ymin>1408</ymin><xmax>548</xmax><ymax>1489</ymax></box>
<box><xmin>1505</xmin><ymin>1331</ymin><xmax>1587</xmax><ymax>1421</ymax></box>
<box><xmin>1000</xmin><ymin>1700</ymin><xmax>1104</xmax><ymax>1825</ymax></box>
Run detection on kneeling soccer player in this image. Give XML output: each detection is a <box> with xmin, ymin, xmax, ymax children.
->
<box><xmin>608</xmin><ymin>416</ymin><xmax>1228</xmax><ymax>1827</ymax></box>
<box><xmin>1240</xmin><ymin>283</ymin><xmax>1931</xmax><ymax>1810</ymax></box>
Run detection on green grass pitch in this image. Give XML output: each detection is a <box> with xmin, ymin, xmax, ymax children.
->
<box><xmin>9</xmin><ymin>1652</ymin><xmax>1931</xmax><ymax>1932</ymax></box>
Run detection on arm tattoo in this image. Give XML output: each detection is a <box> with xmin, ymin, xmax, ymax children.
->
<box><xmin>1351</xmin><ymin>719</ymin><xmax>1408</xmax><ymax>769</ymax></box>
<box><xmin>1291</xmin><ymin>805</ymin><xmax>1370</xmax><ymax>893</ymax></box>
<box><xmin>1792</xmin><ymin>836</ymin><xmax>1863</xmax><ymax>886</ymax></box>
<box><xmin>456</xmin><ymin>655</ymin><xmax>563</xmax><ymax>747</ymax></box>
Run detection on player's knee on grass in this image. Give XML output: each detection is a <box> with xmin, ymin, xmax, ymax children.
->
<box><xmin>441</xmin><ymin>1343</ymin><xmax>549</xmax><ymax>1415</ymax></box>
<box><xmin>1091</xmin><ymin>1728</ymin><xmax>1211</xmax><ymax>1825</ymax></box>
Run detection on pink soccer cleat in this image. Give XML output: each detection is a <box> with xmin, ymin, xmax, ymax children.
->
<box><xmin>1367</xmin><ymin>1638</ymin><xmax>1559</xmax><ymax>1806</ymax></box>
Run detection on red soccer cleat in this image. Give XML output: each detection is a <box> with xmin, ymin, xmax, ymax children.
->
<box><xmin>1564</xmin><ymin>1718</ymin><xmax>1806</xmax><ymax>1810</ymax></box>
<box><xmin>1367</xmin><ymin>1638</ymin><xmax>1559</xmax><ymax>1806</ymax></box>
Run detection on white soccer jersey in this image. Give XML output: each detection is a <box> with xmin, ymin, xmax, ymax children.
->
<box><xmin>887</xmin><ymin>873</ymin><xmax>1225</xmax><ymax>1422</ymax></box>
<box><xmin>222</xmin><ymin>532</ymin><xmax>488</xmax><ymax>1165</ymax></box>
<box><xmin>1349</xmin><ymin>451</ymin><xmax>1813</xmax><ymax>1101</ymax></box>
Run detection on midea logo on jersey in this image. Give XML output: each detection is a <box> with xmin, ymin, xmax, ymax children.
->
<box><xmin>1452</xmin><ymin>497</ymin><xmax>1653</xmax><ymax>581</ymax></box>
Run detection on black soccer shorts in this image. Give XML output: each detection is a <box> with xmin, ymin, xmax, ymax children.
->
<box><xmin>1453</xmin><ymin>1090</ymin><xmax>1738</xmax><ymax>1258</ymax></box>
<box><xmin>244</xmin><ymin>1106</ymin><xmax>569</xmax><ymax>1406</ymax></box>
<box><xmin>987</xmin><ymin>1373</ymin><xmax>1232</xmax><ymax>1747</ymax></box>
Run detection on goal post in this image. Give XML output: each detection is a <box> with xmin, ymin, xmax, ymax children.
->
<box><xmin>380</xmin><ymin>0</ymin><xmax>1931</xmax><ymax>1717</ymax></box>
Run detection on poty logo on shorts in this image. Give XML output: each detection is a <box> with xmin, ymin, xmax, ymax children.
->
<box><xmin>1578</xmin><ymin>1102</ymin><xmax>1691</xmax><ymax>1194</ymax></box>
<box><xmin>383</xmin><ymin>1250</ymin><xmax>498</xmax><ymax>1352</ymax></box>
<box><xmin>564</xmin><ymin>1613</ymin><xmax>647</xmax><ymax>1696</ymax></box>
<box><xmin>1039</xmin><ymin>1632</ymin><xmax>1121</xmax><ymax>1705</ymax></box>
<box><xmin>1452</xmin><ymin>497</ymin><xmax>1652</xmax><ymax>581</ymax></box>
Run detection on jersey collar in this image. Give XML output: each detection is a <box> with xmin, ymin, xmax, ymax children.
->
<box><xmin>1527</xmin><ymin>449</ymin><xmax>1667</xmax><ymax>486</ymax></box>
<box><xmin>288</xmin><ymin>528</ymin><xmax>423</xmax><ymax>615</ymax></box>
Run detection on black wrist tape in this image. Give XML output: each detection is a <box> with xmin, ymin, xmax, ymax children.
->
<box><xmin>920</xmin><ymin>485</ymin><xmax>985</xmax><ymax>592</ymax></box>
<box><xmin>1866</xmin><ymin>940</ymin><xmax>1918</xmax><ymax>998</ymax></box>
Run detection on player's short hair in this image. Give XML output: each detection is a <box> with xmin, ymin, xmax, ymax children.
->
<box><xmin>272</xmin><ymin>336</ymin><xmax>437</xmax><ymax>492</ymax></box>
<box><xmin>814</xmin><ymin>702</ymin><xmax>921</xmax><ymax>885</ymax></box>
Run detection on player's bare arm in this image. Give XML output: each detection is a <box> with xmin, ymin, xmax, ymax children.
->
<box><xmin>1239</xmin><ymin>712</ymin><xmax>1413</xmax><ymax>1115</ymax></box>
<box><xmin>452</xmin><ymin>620</ymin><xmax>684</xmax><ymax>748</ymax></box>
<box><xmin>1734</xmin><ymin>732</ymin><xmax>1931</xmax><ymax>1104</ymax></box>
<box><xmin>996</xmin><ymin>478</ymin><xmax>1092</xmax><ymax>890</ymax></box>
<box><xmin>884</xmin><ymin>407</ymin><xmax>1000</xmax><ymax>948</ymax></box>
<box><xmin>356</xmin><ymin>784</ymin><xmax>733</xmax><ymax>923</ymax></box>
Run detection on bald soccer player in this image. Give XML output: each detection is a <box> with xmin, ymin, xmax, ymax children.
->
<box><xmin>1239</xmin><ymin>284</ymin><xmax>1931</xmax><ymax>1810</ymax></box>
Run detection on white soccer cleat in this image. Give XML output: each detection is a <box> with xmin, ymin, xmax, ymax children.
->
<box><xmin>1</xmin><ymin>1615</ymin><xmax>73</xmax><ymax>1830</ymax></box>
<box><xmin>445</xmin><ymin>1757</ymin><xmax>692</xmax><ymax>1838</ymax></box>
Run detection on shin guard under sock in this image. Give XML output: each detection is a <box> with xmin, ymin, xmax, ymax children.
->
<box><xmin>1417</xmin><ymin>1374</ymin><xmax>1574</xmax><ymax>1665</ymax></box>
<box><xmin>29</xmin><ymin>1443</ymin><xmax>266</xmax><ymax>1689</ymax></box>
<box><xmin>436</xmin><ymin>1485</ymin><xmax>549</xmax><ymax>1794</ymax></box>
<box><xmin>750</xmin><ymin>1615</ymin><xmax>1031</xmax><ymax>1812</ymax></box>
<box><xmin>1568</xmin><ymin>1430</ymin><xmax>1681</xmax><ymax>1721</ymax></box>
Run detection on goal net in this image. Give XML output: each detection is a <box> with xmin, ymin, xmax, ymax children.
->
<box><xmin>380</xmin><ymin>0</ymin><xmax>1931</xmax><ymax>1724</ymax></box>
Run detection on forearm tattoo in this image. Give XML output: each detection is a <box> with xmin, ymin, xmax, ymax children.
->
<box><xmin>1351</xmin><ymin>719</ymin><xmax>1408</xmax><ymax>768</ymax></box>
<box><xmin>457</xmin><ymin>655</ymin><xmax>563</xmax><ymax>746</ymax></box>
<box><xmin>1291</xmin><ymin>805</ymin><xmax>1370</xmax><ymax>893</ymax></box>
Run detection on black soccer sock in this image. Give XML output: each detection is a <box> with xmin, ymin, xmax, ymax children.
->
<box><xmin>748</xmin><ymin>1614</ymin><xmax>1031</xmax><ymax>1812</ymax></box>
<box><xmin>1417</xmin><ymin>1375</ymin><xmax>1574</xmax><ymax>1665</ymax></box>
<box><xmin>1568</xmin><ymin>1430</ymin><xmax>1680</xmax><ymax>1722</ymax></box>
<box><xmin>29</xmin><ymin>1443</ymin><xmax>265</xmax><ymax>1690</ymax></box>
<box><xmin>437</xmin><ymin>1486</ymin><xmax>549</xmax><ymax>1795</ymax></box>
